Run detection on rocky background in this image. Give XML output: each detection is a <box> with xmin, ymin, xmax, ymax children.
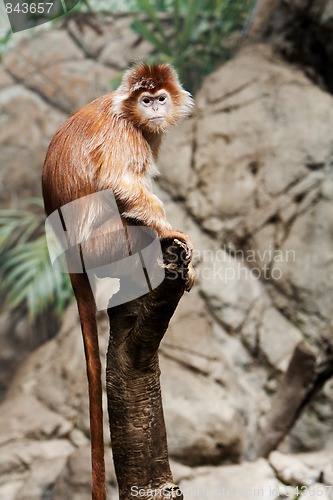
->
<box><xmin>0</xmin><ymin>3</ymin><xmax>333</xmax><ymax>499</ymax></box>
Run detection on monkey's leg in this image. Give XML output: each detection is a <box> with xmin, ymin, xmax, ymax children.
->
<box><xmin>70</xmin><ymin>273</ymin><xmax>106</xmax><ymax>500</ymax></box>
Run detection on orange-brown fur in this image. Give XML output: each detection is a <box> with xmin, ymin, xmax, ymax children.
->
<box><xmin>42</xmin><ymin>63</ymin><xmax>194</xmax><ymax>500</ymax></box>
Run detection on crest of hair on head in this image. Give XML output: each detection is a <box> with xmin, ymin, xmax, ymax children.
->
<box><xmin>112</xmin><ymin>62</ymin><xmax>194</xmax><ymax>126</ymax></box>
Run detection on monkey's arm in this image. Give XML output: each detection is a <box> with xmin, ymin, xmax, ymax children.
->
<box><xmin>118</xmin><ymin>182</ymin><xmax>171</xmax><ymax>232</ymax></box>
<box><xmin>114</xmin><ymin>178</ymin><xmax>193</xmax><ymax>257</ymax></box>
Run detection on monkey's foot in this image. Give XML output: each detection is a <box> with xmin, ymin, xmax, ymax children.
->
<box><xmin>161</xmin><ymin>238</ymin><xmax>196</xmax><ymax>292</ymax></box>
<box><xmin>173</xmin><ymin>239</ymin><xmax>196</xmax><ymax>291</ymax></box>
<box><xmin>162</xmin><ymin>229</ymin><xmax>193</xmax><ymax>263</ymax></box>
<box><xmin>185</xmin><ymin>262</ymin><xmax>197</xmax><ymax>292</ymax></box>
<box><xmin>162</xmin><ymin>483</ymin><xmax>183</xmax><ymax>500</ymax></box>
<box><xmin>172</xmin><ymin>236</ymin><xmax>193</xmax><ymax>266</ymax></box>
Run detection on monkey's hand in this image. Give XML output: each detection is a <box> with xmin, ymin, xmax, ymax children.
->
<box><xmin>172</xmin><ymin>239</ymin><xmax>196</xmax><ymax>292</ymax></box>
<box><xmin>185</xmin><ymin>262</ymin><xmax>196</xmax><ymax>292</ymax></box>
<box><xmin>160</xmin><ymin>231</ymin><xmax>196</xmax><ymax>292</ymax></box>
<box><xmin>161</xmin><ymin>229</ymin><xmax>193</xmax><ymax>263</ymax></box>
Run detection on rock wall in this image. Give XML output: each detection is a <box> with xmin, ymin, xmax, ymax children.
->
<box><xmin>0</xmin><ymin>12</ymin><xmax>333</xmax><ymax>500</ymax></box>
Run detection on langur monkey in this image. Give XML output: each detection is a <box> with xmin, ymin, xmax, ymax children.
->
<box><xmin>42</xmin><ymin>63</ymin><xmax>195</xmax><ymax>499</ymax></box>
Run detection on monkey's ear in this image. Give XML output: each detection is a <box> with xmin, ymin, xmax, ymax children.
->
<box><xmin>112</xmin><ymin>62</ymin><xmax>151</xmax><ymax>116</ymax></box>
<box><xmin>115</xmin><ymin>68</ymin><xmax>132</xmax><ymax>96</ymax></box>
<box><xmin>112</xmin><ymin>91</ymin><xmax>128</xmax><ymax>116</ymax></box>
<box><xmin>112</xmin><ymin>65</ymin><xmax>138</xmax><ymax>114</ymax></box>
<box><xmin>117</xmin><ymin>62</ymin><xmax>148</xmax><ymax>94</ymax></box>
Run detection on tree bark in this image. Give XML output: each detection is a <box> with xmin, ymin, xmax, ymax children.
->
<box><xmin>254</xmin><ymin>337</ymin><xmax>333</xmax><ymax>458</ymax></box>
<box><xmin>246</xmin><ymin>0</ymin><xmax>281</xmax><ymax>40</ymax></box>
<box><xmin>106</xmin><ymin>240</ymin><xmax>190</xmax><ymax>499</ymax></box>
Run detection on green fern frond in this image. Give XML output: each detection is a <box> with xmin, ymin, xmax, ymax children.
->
<box><xmin>0</xmin><ymin>199</ymin><xmax>73</xmax><ymax>322</ymax></box>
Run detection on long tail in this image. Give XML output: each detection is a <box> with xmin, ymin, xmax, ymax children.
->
<box><xmin>70</xmin><ymin>273</ymin><xmax>106</xmax><ymax>500</ymax></box>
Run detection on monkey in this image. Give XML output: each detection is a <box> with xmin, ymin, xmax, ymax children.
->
<box><xmin>42</xmin><ymin>62</ymin><xmax>195</xmax><ymax>500</ymax></box>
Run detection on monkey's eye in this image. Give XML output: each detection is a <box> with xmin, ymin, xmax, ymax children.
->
<box><xmin>142</xmin><ymin>97</ymin><xmax>152</xmax><ymax>105</ymax></box>
<box><xmin>158</xmin><ymin>96</ymin><xmax>166</xmax><ymax>103</ymax></box>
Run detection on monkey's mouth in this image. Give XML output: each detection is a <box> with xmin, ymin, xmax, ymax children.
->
<box><xmin>149</xmin><ymin>116</ymin><xmax>164</xmax><ymax>122</ymax></box>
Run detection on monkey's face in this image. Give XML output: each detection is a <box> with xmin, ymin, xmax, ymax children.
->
<box><xmin>137</xmin><ymin>90</ymin><xmax>172</xmax><ymax>131</ymax></box>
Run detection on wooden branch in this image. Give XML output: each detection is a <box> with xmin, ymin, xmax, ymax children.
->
<box><xmin>254</xmin><ymin>336</ymin><xmax>333</xmax><ymax>458</ymax></box>
<box><xmin>246</xmin><ymin>0</ymin><xmax>281</xmax><ymax>40</ymax></box>
<box><xmin>106</xmin><ymin>240</ymin><xmax>190</xmax><ymax>499</ymax></box>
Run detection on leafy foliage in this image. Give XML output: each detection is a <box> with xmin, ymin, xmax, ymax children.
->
<box><xmin>0</xmin><ymin>29</ymin><xmax>12</xmax><ymax>60</ymax></box>
<box><xmin>132</xmin><ymin>0</ymin><xmax>254</xmax><ymax>93</ymax></box>
<box><xmin>1</xmin><ymin>0</ymin><xmax>253</xmax><ymax>88</ymax></box>
<box><xmin>0</xmin><ymin>199</ymin><xmax>73</xmax><ymax>322</ymax></box>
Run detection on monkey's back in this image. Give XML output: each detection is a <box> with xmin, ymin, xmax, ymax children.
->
<box><xmin>42</xmin><ymin>93</ymin><xmax>152</xmax><ymax>216</ymax></box>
